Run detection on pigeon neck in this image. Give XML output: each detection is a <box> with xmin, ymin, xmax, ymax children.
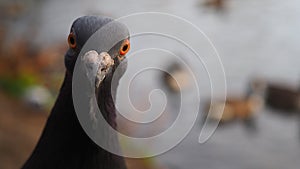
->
<box><xmin>22</xmin><ymin>71</ymin><xmax>126</xmax><ymax>169</ymax></box>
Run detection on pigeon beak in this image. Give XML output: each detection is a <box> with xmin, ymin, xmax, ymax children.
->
<box><xmin>94</xmin><ymin>52</ymin><xmax>115</xmax><ymax>99</ymax></box>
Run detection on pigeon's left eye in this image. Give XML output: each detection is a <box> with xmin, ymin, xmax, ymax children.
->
<box><xmin>68</xmin><ymin>32</ymin><xmax>77</xmax><ymax>49</ymax></box>
<box><xmin>119</xmin><ymin>39</ymin><xmax>130</xmax><ymax>55</ymax></box>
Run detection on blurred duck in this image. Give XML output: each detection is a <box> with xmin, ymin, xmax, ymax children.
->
<box><xmin>265</xmin><ymin>83</ymin><xmax>300</xmax><ymax>112</ymax></box>
<box><xmin>204</xmin><ymin>79</ymin><xmax>265</xmax><ymax>126</ymax></box>
<box><xmin>162</xmin><ymin>62</ymin><xmax>190</xmax><ymax>93</ymax></box>
<box><xmin>263</xmin><ymin>80</ymin><xmax>300</xmax><ymax>140</ymax></box>
<box><xmin>203</xmin><ymin>0</ymin><xmax>225</xmax><ymax>9</ymax></box>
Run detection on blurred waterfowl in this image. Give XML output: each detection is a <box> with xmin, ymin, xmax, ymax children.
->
<box><xmin>262</xmin><ymin>80</ymin><xmax>300</xmax><ymax>140</ymax></box>
<box><xmin>203</xmin><ymin>0</ymin><xmax>225</xmax><ymax>9</ymax></box>
<box><xmin>204</xmin><ymin>79</ymin><xmax>265</xmax><ymax>126</ymax></box>
<box><xmin>265</xmin><ymin>83</ymin><xmax>300</xmax><ymax>112</ymax></box>
<box><xmin>21</xmin><ymin>16</ymin><xmax>130</xmax><ymax>169</ymax></box>
<box><xmin>245</xmin><ymin>78</ymin><xmax>300</xmax><ymax>112</ymax></box>
<box><xmin>162</xmin><ymin>62</ymin><xmax>190</xmax><ymax>93</ymax></box>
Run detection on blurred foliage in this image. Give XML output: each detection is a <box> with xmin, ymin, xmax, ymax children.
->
<box><xmin>0</xmin><ymin>74</ymin><xmax>38</xmax><ymax>97</ymax></box>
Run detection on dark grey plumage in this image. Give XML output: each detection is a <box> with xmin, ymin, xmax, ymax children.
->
<box><xmin>21</xmin><ymin>16</ymin><xmax>129</xmax><ymax>169</ymax></box>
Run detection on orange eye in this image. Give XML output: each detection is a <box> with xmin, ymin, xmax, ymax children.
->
<box><xmin>68</xmin><ymin>32</ymin><xmax>76</xmax><ymax>49</ymax></box>
<box><xmin>119</xmin><ymin>39</ymin><xmax>130</xmax><ymax>55</ymax></box>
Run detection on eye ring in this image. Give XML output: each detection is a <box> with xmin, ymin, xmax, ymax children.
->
<box><xmin>119</xmin><ymin>39</ymin><xmax>130</xmax><ymax>55</ymax></box>
<box><xmin>68</xmin><ymin>32</ymin><xmax>76</xmax><ymax>49</ymax></box>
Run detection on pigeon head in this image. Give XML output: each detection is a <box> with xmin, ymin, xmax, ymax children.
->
<box><xmin>66</xmin><ymin>16</ymin><xmax>130</xmax><ymax>127</ymax></box>
<box><xmin>64</xmin><ymin>16</ymin><xmax>130</xmax><ymax>76</ymax></box>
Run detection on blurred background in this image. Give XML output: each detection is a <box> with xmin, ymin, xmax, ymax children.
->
<box><xmin>0</xmin><ymin>0</ymin><xmax>300</xmax><ymax>169</ymax></box>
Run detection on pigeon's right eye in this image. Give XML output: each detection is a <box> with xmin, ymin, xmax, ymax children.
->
<box><xmin>68</xmin><ymin>32</ymin><xmax>77</xmax><ymax>49</ymax></box>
